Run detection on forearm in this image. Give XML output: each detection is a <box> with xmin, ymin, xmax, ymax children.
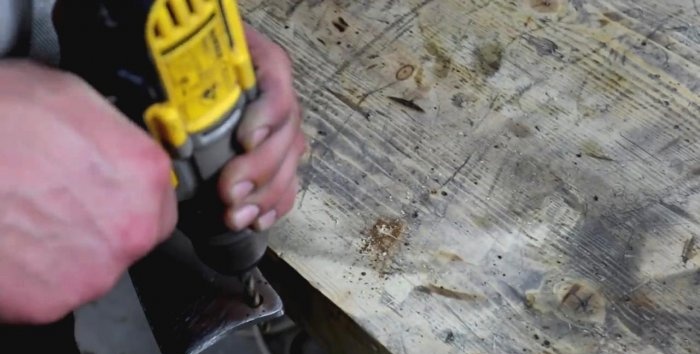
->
<box><xmin>0</xmin><ymin>60</ymin><xmax>177</xmax><ymax>325</ymax></box>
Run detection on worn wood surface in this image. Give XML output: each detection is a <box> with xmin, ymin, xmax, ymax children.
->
<box><xmin>241</xmin><ymin>0</ymin><xmax>700</xmax><ymax>353</ymax></box>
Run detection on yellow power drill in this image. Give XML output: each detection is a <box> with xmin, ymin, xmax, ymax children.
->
<box><xmin>52</xmin><ymin>1</ymin><xmax>283</xmax><ymax>352</ymax></box>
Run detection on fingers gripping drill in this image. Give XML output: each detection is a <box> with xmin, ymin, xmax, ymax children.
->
<box><xmin>53</xmin><ymin>0</ymin><xmax>278</xmax><ymax>331</ymax></box>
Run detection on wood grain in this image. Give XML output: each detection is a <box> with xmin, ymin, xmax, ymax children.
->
<box><xmin>241</xmin><ymin>0</ymin><xmax>700</xmax><ymax>353</ymax></box>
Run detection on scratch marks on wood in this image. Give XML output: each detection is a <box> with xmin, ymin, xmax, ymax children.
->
<box><xmin>333</xmin><ymin>0</ymin><xmax>438</xmax><ymax>77</ymax></box>
<box><xmin>326</xmin><ymin>89</ymin><xmax>369</xmax><ymax>118</ymax></box>
<box><xmin>488</xmin><ymin>162</ymin><xmax>507</xmax><ymax>197</ymax></box>
<box><xmin>583</xmin><ymin>152</ymin><xmax>614</xmax><ymax>162</ymax></box>
<box><xmin>695</xmin><ymin>0</ymin><xmax>700</xmax><ymax>16</ymax></box>
<box><xmin>414</xmin><ymin>284</ymin><xmax>483</xmax><ymax>302</ymax></box>
<box><xmin>357</xmin><ymin>81</ymin><xmax>398</xmax><ymax>108</ymax></box>
<box><xmin>603</xmin><ymin>11</ymin><xmax>623</xmax><ymax>22</ymax></box>
<box><xmin>387</xmin><ymin>96</ymin><xmax>426</xmax><ymax>113</ymax></box>
<box><xmin>500</xmin><ymin>281</ymin><xmax>528</xmax><ymax>307</ymax></box>
<box><xmin>682</xmin><ymin>235</ymin><xmax>696</xmax><ymax>265</ymax></box>
<box><xmin>436</xmin><ymin>250</ymin><xmax>466</xmax><ymax>263</ymax></box>
<box><xmin>618</xmin><ymin>133</ymin><xmax>661</xmax><ymax>163</ymax></box>
<box><xmin>297</xmin><ymin>147</ymin><xmax>315</xmax><ymax>209</ymax></box>
<box><xmin>313</xmin><ymin>93</ymin><xmax>356</xmax><ymax>160</ymax></box>
<box><xmin>644</xmin><ymin>10</ymin><xmax>681</xmax><ymax>43</ymax></box>
<box><xmin>387</xmin><ymin>138</ymin><xmax>412</xmax><ymax>159</ymax></box>
<box><xmin>656</xmin><ymin>137</ymin><xmax>681</xmax><ymax>154</ymax></box>
<box><xmin>472</xmin><ymin>95</ymin><xmax>500</xmax><ymax>131</ymax></box>
<box><xmin>660</xmin><ymin>201</ymin><xmax>699</xmax><ymax>225</ymax></box>
<box><xmin>440</xmin><ymin>153</ymin><xmax>473</xmax><ymax>188</ymax></box>
<box><xmin>522</xmin><ymin>33</ymin><xmax>564</xmax><ymax>59</ymax></box>
<box><xmin>286</xmin><ymin>0</ymin><xmax>304</xmax><ymax>16</ymax></box>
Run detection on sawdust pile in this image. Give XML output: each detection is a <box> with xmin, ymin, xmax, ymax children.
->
<box><xmin>359</xmin><ymin>217</ymin><xmax>406</xmax><ymax>274</ymax></box>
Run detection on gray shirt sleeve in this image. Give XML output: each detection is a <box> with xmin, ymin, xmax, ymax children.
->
<box><xmin>0</xmin><ymin>0</ymin><xmax>60</xmax><ymax>65</ymax></box>
<box><xmin>0</xmin><ymin>0</ymin><xmax>29</xmax><ymax>57</ymax></box>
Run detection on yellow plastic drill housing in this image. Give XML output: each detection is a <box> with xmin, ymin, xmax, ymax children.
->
<box><xmin>142</xmin><ymin>0</ymin><xmax>255</xmax><ymax>187</ymax></box>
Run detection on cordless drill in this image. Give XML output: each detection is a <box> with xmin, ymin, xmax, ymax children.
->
<box><xmin>52</xmin><ymin>0</ymin><xmax>268</xmax><ymax>302</ymax></box>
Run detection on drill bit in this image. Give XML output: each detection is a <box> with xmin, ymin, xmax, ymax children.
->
<box><xmin>241</xmin><ymin>271</ymin><xmax>262</xmax><ymax>307</ymax></box>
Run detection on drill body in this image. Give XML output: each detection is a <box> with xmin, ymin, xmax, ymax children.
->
<box><xmin>53</xmin><ymin>0</ymin><xmax>268</xmax><ymax>277</ymax></box>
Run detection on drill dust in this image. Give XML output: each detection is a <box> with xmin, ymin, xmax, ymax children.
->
<box><xmin>359</xmin><ymin>217</ymin><xmax>406</xmax><ymax>274</ymax></box>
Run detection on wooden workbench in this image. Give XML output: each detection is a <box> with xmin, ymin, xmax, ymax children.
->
<box><xmin>242</xmin><ymin>0</ymin><xmax>700</xmax><ymax>353</ymax></box>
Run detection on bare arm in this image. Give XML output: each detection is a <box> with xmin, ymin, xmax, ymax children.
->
<box><xmin>0</xmin><ymin>60</ymin><xmax>177</xmax><ymax>324</ymax></box>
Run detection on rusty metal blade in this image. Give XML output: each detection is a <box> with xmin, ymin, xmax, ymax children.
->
<box><xmin>129</xmin><ymin>232</ymin><xmax>284</xmax><ymax>354</ymax></box>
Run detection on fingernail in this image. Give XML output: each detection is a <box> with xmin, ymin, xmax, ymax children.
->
<box><xmin>231</xmin><ymin>181</ymin><xmax>254</xmax><ymax>202</ymax></box>
<box><xmin>231</xmin><ymin>205</ymin><xmax>260</xmax><ymax>230</ymax></box>
<box><xmin>256</xmin><ymin>210</ymin><xmax>277</xmax><ymax>231</ymax></box>
<box><xmin>246</xmin><ymin>127</ymin><xmax>270</xmax><ymax>149</ymax></box>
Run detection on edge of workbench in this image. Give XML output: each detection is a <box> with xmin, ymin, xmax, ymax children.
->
<box><xmin>260</xmin><ymin>250</ymin><xmax>392</xmax><ymax>354</ymax></box>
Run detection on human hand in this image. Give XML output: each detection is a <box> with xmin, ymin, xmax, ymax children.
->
<box><xmin>218</xmin><ymin>24</ymin><xmax>306</xmax><ymax>232</ymax></box>
<box><xmin>0</xmin><ymin>60</ymin><xmax>177</xmax><ymax>324</ymax></box>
